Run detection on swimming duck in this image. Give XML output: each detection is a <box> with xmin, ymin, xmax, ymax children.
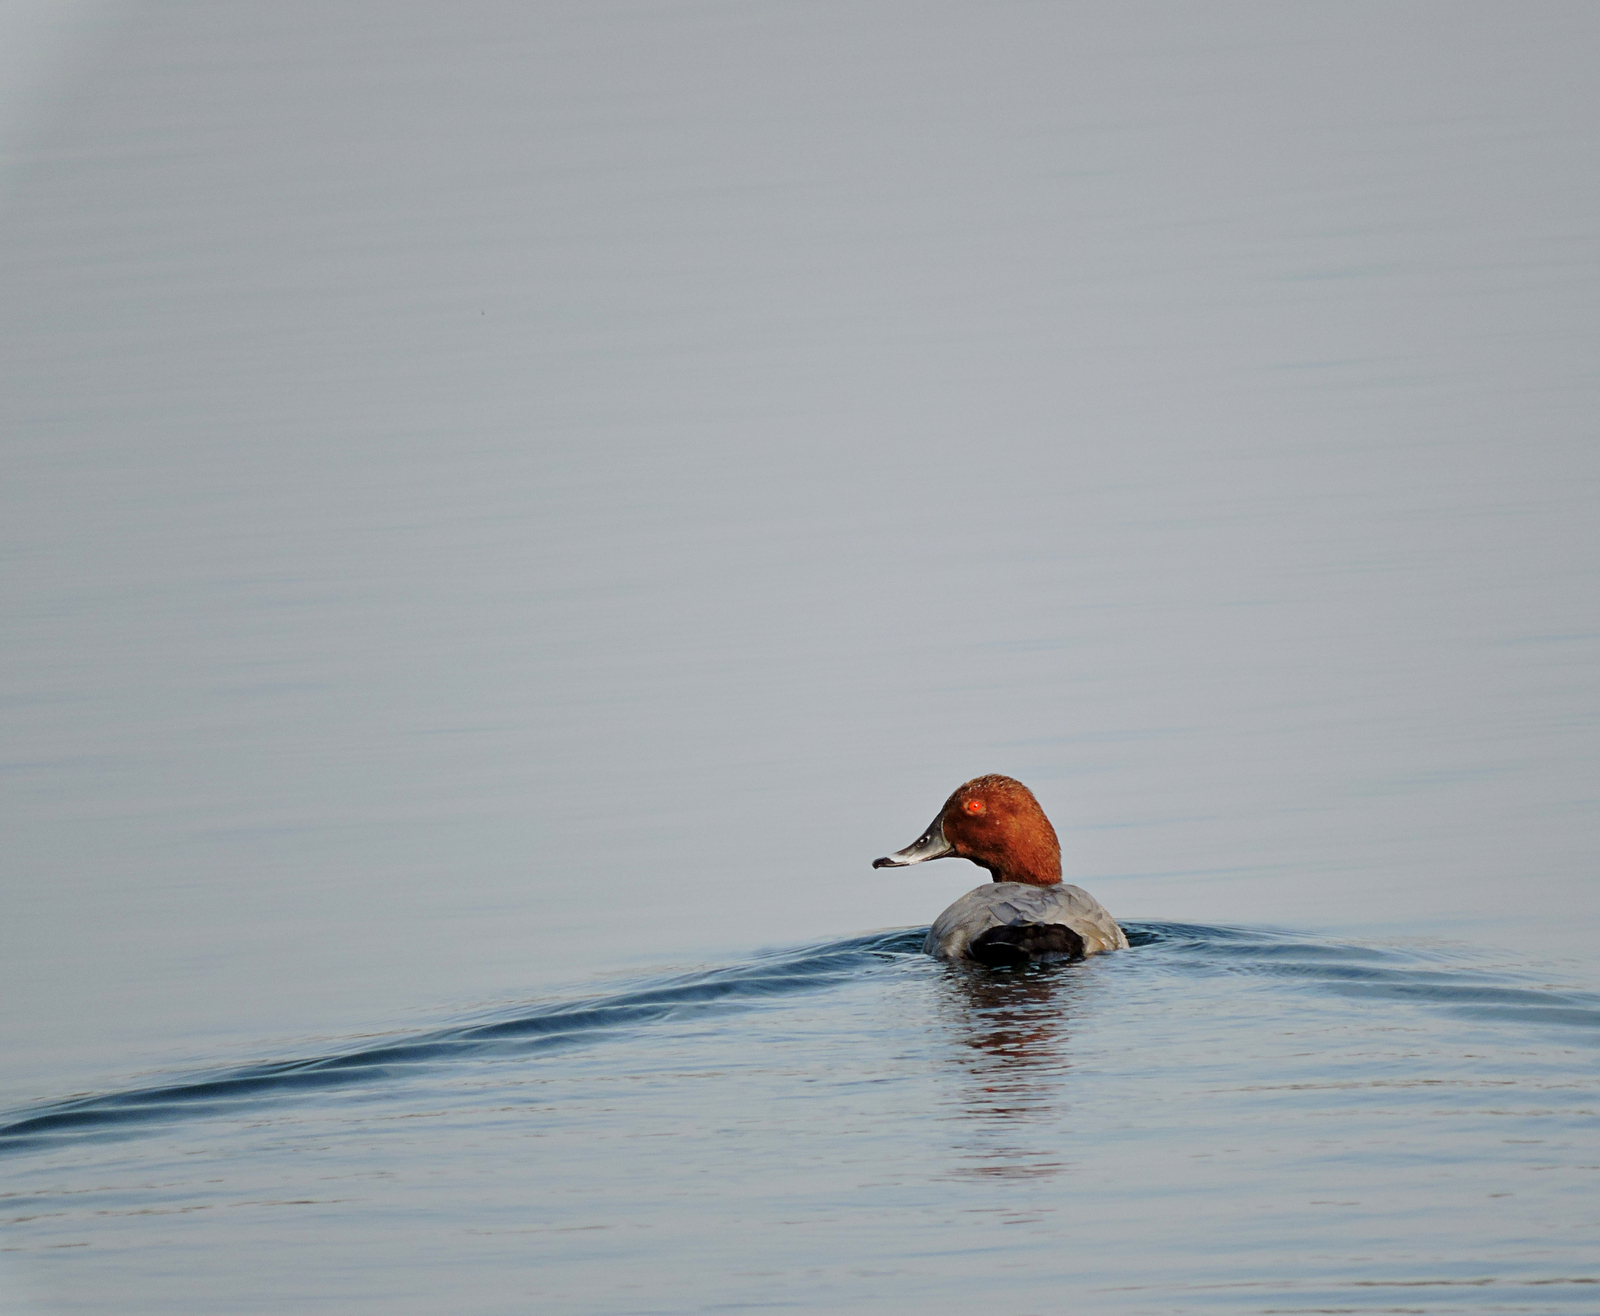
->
<box><xmin>873</xmin><ymin>774</ymin><xmax>1128</xmax><ymax>967</ymax></box>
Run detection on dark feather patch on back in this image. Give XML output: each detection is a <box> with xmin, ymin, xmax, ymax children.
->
<box><xmin>968</xmin><ymin>922</ymin><xmax>1086</xmax><ymax>967</ymax></box>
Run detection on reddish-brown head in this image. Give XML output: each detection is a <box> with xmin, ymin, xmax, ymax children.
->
<box><xmin>872</xmin><ymin>774</ymin><xmax>1063</xmax><ymax>887</ymax></box>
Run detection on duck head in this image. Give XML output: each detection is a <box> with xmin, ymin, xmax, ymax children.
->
<box><xmin>872</xmin><ymin>774</ymin><xmax>1063</xmax><ymax>887</ymax></box>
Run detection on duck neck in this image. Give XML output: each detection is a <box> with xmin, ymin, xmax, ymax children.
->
<box><xmin>985</xmin><ymin>858</ymin><xmax>1062</xmax><ymax>887</ymax></box>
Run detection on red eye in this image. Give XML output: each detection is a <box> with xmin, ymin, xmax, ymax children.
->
<box><xmin>963</xmin><ymin>799</ymin><xmax>985</xmax><ymax>815</ymax></box>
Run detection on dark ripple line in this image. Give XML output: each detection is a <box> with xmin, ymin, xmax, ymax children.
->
<box><xmin>1127</xmin><ymin>921</ymin><xmax>1600</xmax><ymax>1034</ymax></box>
<box><xmin>0</xmin><ymin>928</ymin><xmax>925</xmax><ymax>1154</ymax></box>
<box><xmin>6</xmin><ymin>921</ymin><xmax>1596</xmax><ymax>1156</ymax></box>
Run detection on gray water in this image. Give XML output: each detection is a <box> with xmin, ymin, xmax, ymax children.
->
<box><xmin>2</xmin><ymin>2</ymin><xmax>1598</xmax><ymax>1312</ymax></box>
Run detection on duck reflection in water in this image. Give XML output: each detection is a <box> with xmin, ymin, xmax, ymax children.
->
<box><xmin>934</xmin><ymin>960</ymin><xmax>1090</xmax><ymax>1184</ymax></box>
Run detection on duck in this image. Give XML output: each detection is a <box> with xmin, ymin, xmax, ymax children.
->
<box><xmin>872</xmin><ymin>774</ymin><xmax>1128</xmax><ymax>967</ymax></box>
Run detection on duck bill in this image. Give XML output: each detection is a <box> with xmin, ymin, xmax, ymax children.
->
<box><xmin>872</xmin><ymin>817</ymin><xmax>954</xmax><ymax>868</ymax></box>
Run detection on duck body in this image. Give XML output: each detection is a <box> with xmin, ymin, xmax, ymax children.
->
<box><xmin>873</xmin><ymin>773</ymin><xmax>1128</xmax><ymax>967</ymax></box>
<box><xmin>924</xmin><ymin>881</ymin><xmax>1129</xmax><ymax>966</ymax></box>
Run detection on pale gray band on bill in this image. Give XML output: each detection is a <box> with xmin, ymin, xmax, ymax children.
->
<box><xmin>872</xmin><ymin>817</ymin><xmax>954</xmax><ymax>868</ymax></box>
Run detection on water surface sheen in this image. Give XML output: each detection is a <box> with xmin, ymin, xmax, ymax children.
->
<box><xmin>5</xmin><ymin>924</ymin><xmax>1596</xmax><ymax>1314</ymax></box>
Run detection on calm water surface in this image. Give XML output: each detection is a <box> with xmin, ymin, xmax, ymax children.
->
<box><xmin>2</xmin><ymin>2</ymin><xmax>1598</xmax><ymax>1312</ymax></box>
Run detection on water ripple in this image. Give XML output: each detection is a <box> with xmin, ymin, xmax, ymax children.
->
<box><xmin>4</xmin><ymin>922</ymin><xmax>1594</xmax><ymax>1156</ymax></box>
<box><xmin>0</xmin><ymin>929</ymin><xmax>925</xmax><ymax>1153</ymax></box>
<box><xmin>1131</xmin><ymin>921</ymin><xmax>1600</xmax><ymax>1033</ymax></box>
